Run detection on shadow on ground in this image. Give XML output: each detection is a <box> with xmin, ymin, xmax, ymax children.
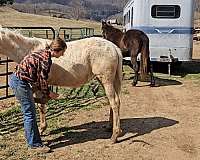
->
<box><xmin>0</xmin><ymin>96</ymin><xmax>106</xmax><ymax>136</ymax></box>
<box><xmin>123</xmin><ymin>59</ymin><xmax>200</xmax><ymax>77</ymax></box>
<box><xmin>151</xmin><ymin>77</ymin><xmax>182</xmax><ymax>87</ymax></box>
<box><xmin>48</xmin><ymin>116</ymin><xmax>178</xmax><ymax>149</ymax></box>
<box><xmin>124</xmin><ymin>76</ymin><xmax>183</xmax><ymax>87</ymax></box>
<box><xmin>123</xmin><ymin>60</ymin><xmax>200</xmax><ymax>87</ymax></box>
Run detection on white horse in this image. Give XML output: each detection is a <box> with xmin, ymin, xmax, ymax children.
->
<box><xmin>0</xmin><ymin>28</ymin><xmax>123</xmax><ymax>143</ymax></box>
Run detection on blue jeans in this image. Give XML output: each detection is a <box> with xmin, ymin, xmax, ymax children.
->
<box><xmin>9</xmin><ymin>73</ymin><xmax>43</xmax><ymax>147</ymax></box>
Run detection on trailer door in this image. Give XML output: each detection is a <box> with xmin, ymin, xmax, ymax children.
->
<box><xmin>147</xmin><ymin>0</ymin><xmax>193</xmax><ymax>62</ymax></box>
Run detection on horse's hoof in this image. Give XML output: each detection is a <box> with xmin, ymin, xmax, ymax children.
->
<box><xmin>39</xmin><ymin>126</ymin><xmax>47</xmax><ymax>136</ymax></box>
<box><xmin>132</xmin><ymin>82</ymin><xmax>137</xmax><ymax>86</ymax></box>
<box><xmin>110</xmin><ymin>136</ymin><xmax>118</xmax><ymax>144</ymax></box>
<box><xmin>150</xmin><ymin>83</ymin><xmax>155</xmax><ymax>87</ymax></box>
<box><xmin>122</xmin><ymin>73</ymin><xmax>126</xmax><ymax>80</ymax></box>
<box><xmin>39</xmin><ymin>129</ymin><xmax>45</xmax><ymax>135</ymax></box>
<box><xmin>110</xmin><ymin>129</ymin><xmax>123</xmax><ymax>143</ymax></box>
<box><xmin>39</xmin><ymin>129</ymin><xmax>44</xmax><ymax>136</ymax></box>
<box><xmin>150</xmin><ymin>80</ymin><xmax>156</xmax><ymax>87</ymax></box>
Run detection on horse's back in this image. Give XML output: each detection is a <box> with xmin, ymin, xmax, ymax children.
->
<box><xmin>49</xmin><ymin>37</ymin><xmax>122</xmax><ymax>87</ymax></box>
<box><xmin>54</xmin><ymin>37</ymin><xmax>120</xmax><ymax>66</ymax></box>
<box><xmin>125</xmin><ymin>29</ymin><xmax>149</xmax><ymax>42</ymax></box>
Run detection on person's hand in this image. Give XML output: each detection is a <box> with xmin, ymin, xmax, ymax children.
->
<box><xmin>49</xmin><ymin>91</ymin><xmax>59</xmax><ymax>99</ymax></box>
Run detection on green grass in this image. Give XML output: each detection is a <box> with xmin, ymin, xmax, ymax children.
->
<box><xmin>0</xmin><ymin>105</ymin><xmax>21</xmax><ymax>121</ymax></box>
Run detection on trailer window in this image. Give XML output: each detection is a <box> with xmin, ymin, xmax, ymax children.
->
<box><xmin>151</xmin><ymin>5</ymin><xmax>180</xmax><ymax>19</ymax></box>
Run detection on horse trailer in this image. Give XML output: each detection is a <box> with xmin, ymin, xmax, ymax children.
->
<box><xmin>123</xmin><ymin>0</ymin><xmax>194</xmax><ymax>66</ymax></box>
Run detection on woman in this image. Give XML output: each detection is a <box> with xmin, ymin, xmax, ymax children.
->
<box><xmin>9</xmin><ymin>37</ymin><xmax>67</xmax><ymax>153</ymax></box>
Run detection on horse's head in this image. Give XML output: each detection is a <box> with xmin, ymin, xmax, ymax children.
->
<box><xmin>101</xmin><ymin>20</ymin><xmax>113</xmax><ymax>39</ymax></box>
<box><xmin>101</xmin><ymin>20</ymin><xmax>124</xmax><ymax>48</ymax></box>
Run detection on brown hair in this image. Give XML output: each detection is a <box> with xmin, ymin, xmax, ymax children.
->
<box><xmin>46</xmin><ymin>37</ymin><xmax>67</xmax><ymax>51</ymax></box>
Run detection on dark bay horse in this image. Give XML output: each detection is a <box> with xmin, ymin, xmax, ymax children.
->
<box><xmin>101</xmin><ymin>21</ymin><xmax>155</xmax><ymax>86</ymax></box>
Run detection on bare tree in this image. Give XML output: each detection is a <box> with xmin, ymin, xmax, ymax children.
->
<box><xmin>0</xmin><ymin>0</ymin><xmax>14</xmax><ymax>6</ymax></box>
<box><xmin>69</xmin><ymin>0</ymin><xmax>86</xmax><ymax>20</ymax></box>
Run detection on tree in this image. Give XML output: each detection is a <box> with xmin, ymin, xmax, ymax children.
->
<box><xmin>0</xmin><ymin>0</ymin><xmax>14</xmax><ymax>6</ymax></box>
<box><xmin>69</xmin><ymin>0</ymin><xmax>86</xmax><ymax>20</ymax></box>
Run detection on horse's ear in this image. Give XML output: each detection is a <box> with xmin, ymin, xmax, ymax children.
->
<box><xmin>55</xmin><ymin>30</ymin><xmax>59</xmax><ymax>38</ymax></box>
<box><xmin>45</xmin><ymin>42</ymin><xmax>50</xmax><ymax>50</ymax></box>
<box><xmin>101</xmin><ymin>19</ymin><xmax>107</xmax><ymax>26</ymax></box>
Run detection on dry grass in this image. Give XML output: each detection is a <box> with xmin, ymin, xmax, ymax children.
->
<box><xmin>0</xmin><ymin>6</ymin><xmax>101</xmax><ymax>34</ymax></box>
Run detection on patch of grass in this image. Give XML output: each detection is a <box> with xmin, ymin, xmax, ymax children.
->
<box><xmin>122</xmin><ymin>88</ymin><xmax>130</xmax><ymax>94</ymax></box>
<box><xmin>182</xmin><ymin>73</ymin><xmax>200</xmax><ymax>80</ymax></box>
<box><xmin>0</xmin><ymin>105</ymin><xmax>21</xmax><ymax>120</ymax></box>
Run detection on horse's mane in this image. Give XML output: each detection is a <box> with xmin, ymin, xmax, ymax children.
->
<box><xmin>0</xmin><ymin>27</ymin><xmax>48</xmax><ymax>51</ymax></box>
<box><xmin>0</xmin><ymin>27</ymin><xmax>50</xmax><ymax>62</ymax></box>
<box><xmin>101</xmin><ymin>22</ymin><xmax>124</xmax><ymax>48</ymax></box>
<box><xmin>102</xmin><ymin>23</ymin><xmax>123</xmax><ymax>35</ymax></box>
<box><xmin>0</xmin><ymin>27</ymin><xmax>22</xmax><ymax>40</ymax></box>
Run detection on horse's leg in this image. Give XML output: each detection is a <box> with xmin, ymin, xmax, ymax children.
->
<box><xmin>38</xmin><ymin>104</ymin><xmax>47</xmax><ymax>135</ymax></box>
<box><xmin>103</xmin><ymin>82</ymin><xmax>121</xmax><ymax>143</ymax></box>
<box><xmin>108</xmin><ymin>93</ymin><xmax>121</xmax><ymax>131</ymax></box>
<box><xmin>107</xmin><ymin>107</ymin><xmax>113</xmax><ymax>132</ymax></box>
<box><xmin>122</xmin><ymin>65</ymin><xmax>126</xmax><ymax>80</ymax></box>
<box><xmin>97</xmin><ymin>77</ymin><xmax>113</xmax><ymax>131</ymax></box>
<box><xmin>90</xmin><ymin>79</ymin><xmax>99</xmax><ymax>96</ymax></box>
<box><xmin>131</xmin><ymin>55</ymin><xmax>139</xmax><ymax>86</ymax></box>
<box><xmin>149</xmin><ymin>62</ymin><xmax>155</xmax><ymax>86</ymax></box>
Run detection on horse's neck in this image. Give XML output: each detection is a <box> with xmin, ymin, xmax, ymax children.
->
<box><xmin>0</xmin><ymin>31</ymin><xmax>48</xmax><ymax>63</ymax></box>
<box><xmin>110</xmin><ymin>28</ymin><xmax>124</xmax><ymax>47</ymax></box>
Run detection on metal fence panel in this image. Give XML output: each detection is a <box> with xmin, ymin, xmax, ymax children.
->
<box><xmin>59</xmin><ymin>27</ymin><xmax>94</xmax><ymax>41</ymax></box>
<box><xmin>0</xmin><ymin>27</ymin><xmax>56</xmax><ymax>100</ymax></box>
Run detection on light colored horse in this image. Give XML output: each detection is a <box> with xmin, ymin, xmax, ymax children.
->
<box><xmin>0</xmin><ymin>28</ymin><xmax>123</xmax><ymax>143</ymax></box>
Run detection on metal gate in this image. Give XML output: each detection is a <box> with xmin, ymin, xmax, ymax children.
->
<box><xmin>59</xmin><ymin>27</ymin><xmax>94</xmax><ymax>41</ymax></box>
<box><xmin>0</xmin><ymin>58</ymin><xmax>14</xmax><ymax>100</ymax></box>
<box><xmin>0</xmin><ymin>27</ymin><xmax>56</xmax><ymax>100</ymax></box>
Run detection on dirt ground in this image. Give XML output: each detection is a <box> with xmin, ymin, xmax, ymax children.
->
<box><xmin>43</xmin><ymin>78</ymin><xmax>200</xmax><ymax>160</ymax></box>
<box><xmin>43</xmin><ymin>41</ymin><xmax>200</xmax><ymax>160</ymax></box>
<box><xmin>1</xmin><ymin>42</ymin><xmax>200</xmax><ymax>160</ymax></box>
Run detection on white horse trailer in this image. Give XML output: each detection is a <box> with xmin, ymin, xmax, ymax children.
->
<box><xmin>123</xmin><ymin>0</ymin><xmax>194</xmax><ymax>73</ymax></box>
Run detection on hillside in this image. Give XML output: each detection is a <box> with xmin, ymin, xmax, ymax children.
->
<box><xmin>14</xmin><ymin>0</ymin><xmax>127</xmax><ymax>7</ymax></box>
<box><xmin>12</xmin><ymin>0</ymin><xmax>128</xmax><ymax>21</ymax></box>
<box><xmin>0</xmin><ymin>6</ymin><xmax>101</xmax><ymax>34</ymax></box>
<box><xmin>12</xmin><ymin>0</ymin><xmax>200</xmax><ymax>24</ymax></box>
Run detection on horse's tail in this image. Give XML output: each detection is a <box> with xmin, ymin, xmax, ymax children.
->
<box><xmin>140</xmin><ymin>35</ymin><xmax>150</xmax><ymax>81</ymax></box>
<box><xmin>114</xmin><ymin>47</ymin><xmax>123</xmax><ymax>96</ymax></box>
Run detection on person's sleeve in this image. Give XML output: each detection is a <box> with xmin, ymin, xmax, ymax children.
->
<box><xmin>39</xmin><ymin>60</ymin><xmax>50</xmax><ymax>95</ymax></box>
